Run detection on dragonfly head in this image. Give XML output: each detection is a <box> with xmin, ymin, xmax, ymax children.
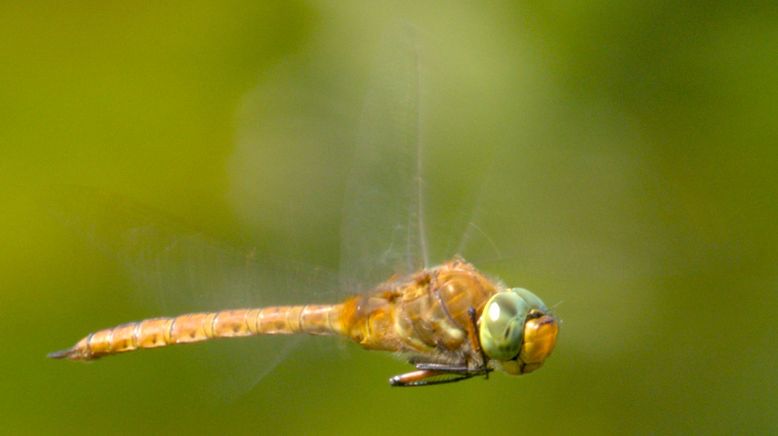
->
<box><xmin>479</xmin><ymin>288</ymin><xmax>558</xmax><ymax>375</ymax></box>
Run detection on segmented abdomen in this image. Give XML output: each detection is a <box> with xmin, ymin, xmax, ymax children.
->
<box><xmin>49</xmin><ymin>305</ymin><xmax>344</xmax><ymax>361</ymax></box>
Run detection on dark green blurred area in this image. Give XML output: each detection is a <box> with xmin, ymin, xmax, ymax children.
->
<box><xmin>2</xmin><ymin>1</ymin><xmax>777</xmax><ymax>434</ymax></box>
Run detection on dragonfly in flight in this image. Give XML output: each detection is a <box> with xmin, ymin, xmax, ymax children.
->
<box><xmin>49</xmin><ymin>29</ymin><xmax>558</xmax><ymax>387</ymax></box>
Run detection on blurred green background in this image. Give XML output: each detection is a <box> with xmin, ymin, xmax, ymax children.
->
<box><xmin>2</xmin><ymin>1</ymin><xmax>777</xmax><ymax>434</ymax></box>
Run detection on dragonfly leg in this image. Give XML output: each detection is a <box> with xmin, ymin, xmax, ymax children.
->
<box><xmin>389</xmin><ymin>361</ymin><xmax>494</xmax><ymax>387</ymax></box>
<box><xmin>414</xmin><ymin>362</ymin><xmax>492</xmax><ymax>375</ymax></box>
<box><xmin>389</xmin><ymin>369</ymin><xmax>479</xmax><ymax>387</ymax></box>
<box><xmin>467</xmin><ymin>306</ymin><xmax>491</xmax><ymax>380</ymax></box>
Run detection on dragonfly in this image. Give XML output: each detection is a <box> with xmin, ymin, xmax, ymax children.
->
<box><xmin>48</xmin><ymin>28</ymin><xmax>558</xmax><ymax>387</ymax></box>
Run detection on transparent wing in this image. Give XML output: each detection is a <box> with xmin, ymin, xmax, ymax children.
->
<box><xmin>340</xmin><ymin>25</ymin><xmax>429</xmax><ymax>290</ymax></box>
<box><xmin>451</xmin><ymin>154</ymin><xmax>530</xmax><ymax>268</ymax></box>
<box><xmin>46</xmin><ymin>185</ymin><xmax>338</xmax><ymax>396</ymax></box>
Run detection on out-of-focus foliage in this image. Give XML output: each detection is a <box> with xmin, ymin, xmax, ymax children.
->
<box><xmin>2</xmin><ymin>1</ymin><xmax>776</xmax><ymax>434</ymax></box>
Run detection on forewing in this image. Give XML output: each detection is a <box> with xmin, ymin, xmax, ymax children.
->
<box><xmin>340</xmin><ymin>25</ymin><xmax>429</xmax><ymax>290</ymax></box>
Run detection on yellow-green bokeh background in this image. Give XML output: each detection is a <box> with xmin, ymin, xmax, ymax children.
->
<box><xmin>3</xmin><ymin>2</ymin><xmax>777</xmax><ymax>434</ymax></box>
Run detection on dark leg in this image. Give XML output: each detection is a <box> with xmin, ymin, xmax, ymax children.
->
<box><xmin>389</xmin><ymin>369</ymin><xmax>480</xmax><ymax>387</ymax></box>
<box><xmin>467</xmin><ymin>306</ymin><xmax>491</xmax><ymax>380</ymax></box>
<box><xmin>414</xmin><ymin>362</ymin><xmax>491</xmax><ymax>375</ymax></box>
<box><xmin>389</xmin><ymin>361</ymin><xmax>493</xmax><ymax>387</ymax></box>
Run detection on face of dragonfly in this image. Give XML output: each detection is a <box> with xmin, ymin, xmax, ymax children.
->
<box><xmin>479</xmin><ymin>288</ymin><xmax>559</xmax><ymax>375</ymax></box>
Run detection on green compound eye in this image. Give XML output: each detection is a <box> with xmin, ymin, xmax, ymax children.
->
<box><xmin>511</xmin><ymin>287</ymin><xmax>549</xmax><ymax>312</ymax></box>
<box><xmin>479</xmin><ymin>288</ymin><xmax>548</xmax><ymax>362</ymax></box>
